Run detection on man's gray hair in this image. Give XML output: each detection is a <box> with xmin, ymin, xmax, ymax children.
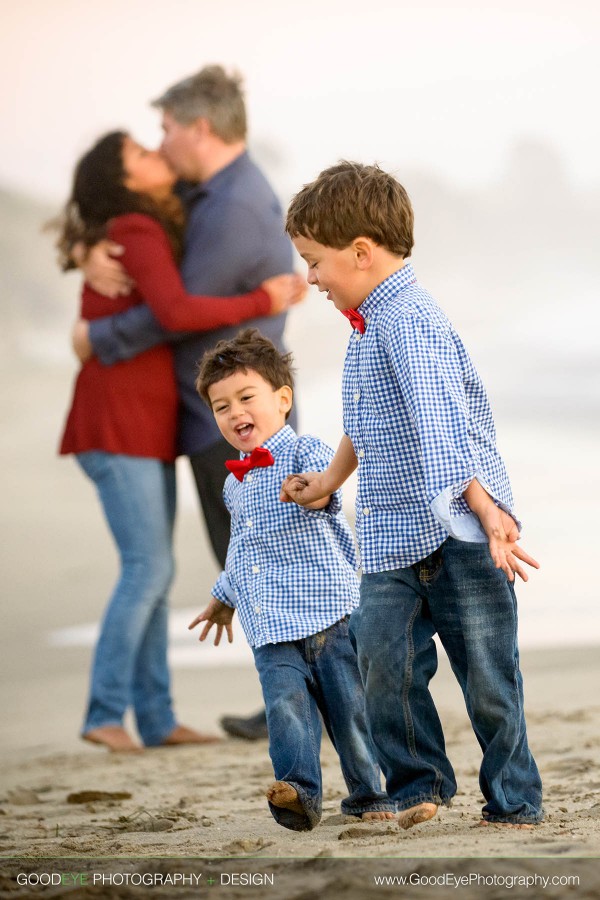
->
<box><xmin>152</xmin><ymin>65</ymin><xmax>247</xmax><ymax>143</ymax></box>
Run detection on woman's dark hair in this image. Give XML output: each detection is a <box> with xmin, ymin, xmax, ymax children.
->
<box><xmin>53</xmin><ymin>130</ymin><xmax>184</xmax><ymax>270</ymax></box>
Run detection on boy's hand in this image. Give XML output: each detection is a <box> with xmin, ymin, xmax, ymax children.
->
<box><xmin>188</xmin><ymin>598</ymin><xmax>234</xmax><ymax>646</ymax></box>
<box><xmin>463</xmin><ymin>479</ymin><xmax>540</xmax><ymax>582</ymax></box>
<box><xmin>280</xmin><ymin>472</ymin><xmax>330</xmax><ymax>507</ymax></box>
<box><xmin>82</xmin><ymin>240</ymin><xmax>134</xmax><ymax>298</ymax></box>
<box><xmin>486</xmin><ymin>508</ymin><xmax>540</xmax><ymax>583</ymax></box>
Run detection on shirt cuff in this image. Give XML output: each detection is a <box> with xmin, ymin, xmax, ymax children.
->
<box><xmin>299</xmin><ymin>489</ymin><xmax>342</xmax><ymax>519</ymax></box>
<box><xmin>88</xmin><ymin>318</ymin><xmax>120</xmax><ymax>366</ymax></box>
<box><xmin>211</xmin><ymin>572</ymin><xmax>237</xmax><ymax>607</ymax></box>
<box><xmin>430</xmin><ymin>476</ymin><xmax>521</xmax><ymax>543</ymax></box>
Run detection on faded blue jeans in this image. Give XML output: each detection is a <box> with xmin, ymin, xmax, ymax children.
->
<box><xmin>76</xmin><ymin>452</ymin><xmax>177</xmax><ymax>746</ymax></box>
<box><xmin>350</xmin><ymin>538</ymin><xmax>543</xmax><ymax>824</ymax></box>
<box><xmin>253</xmin><ymin>617</ymin><xmax>395</xmax><ymax>831</ymax></box>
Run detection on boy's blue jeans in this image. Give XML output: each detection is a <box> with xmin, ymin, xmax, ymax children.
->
<box><xmin>351</xmin><ymin>537</ymin><xmax>543</xmax><ymax>824</ymax></box>
<box><xmin>76</xmin><ymin>452</ymin><xmax>177</xmax><ymax>746</ymax></box>
<box><xmin>252</xmin><ymin>617</ymin><xmax>395</xmax><ymax>831</ymax></box>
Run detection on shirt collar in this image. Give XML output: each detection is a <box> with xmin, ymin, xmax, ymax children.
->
<box><xmin>357</xmin><ymin>262</ymin><xmax>417</xmax><ymax>322</ymax></box>
<box><xmin>176</xmin><ymin>150</ymin><xmax>250</xmax><ymax>207</ymax></box>
<box><xmin>240</xmin><ymin>424</ymin><xmax>296</xmax><ymax>459</ymax></box>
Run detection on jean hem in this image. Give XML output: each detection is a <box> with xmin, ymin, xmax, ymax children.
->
<box><xmin>396</xmin><ymin>794</ymin><xmax>452</xmax><ymax>812</ymax></box>
<box><xmin>343</xmin><ymin>802</ymin><xmax>397</xmax><ymax>816</ymax></box>
<box><xmin>82</xmin><ymin>720</ymin><xmax>123</xmax><ymax>735</ymax></box>
<box><xmin>267</xmin><ymin>781</ymin><xmax>321</xmax><ymax>832</ymax></box>
<box><xmin>140</xmin><ymin>721</ymin><xmax>178</xmax><ymax>747</ymax></box>
<box><xmin>482</xmin><ymin>811</ymin><xmax>544</xmax><ymax>825</ymax></box>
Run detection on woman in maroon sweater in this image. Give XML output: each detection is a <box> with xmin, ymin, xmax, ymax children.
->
<box><xmin>57</xmin><ymin>131</ymin><xmax>300</xmax><ymax>751</ymax></box>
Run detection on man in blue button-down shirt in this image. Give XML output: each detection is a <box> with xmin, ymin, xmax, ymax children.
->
<box><xmin>189</xmin><ymin>329</ymin><xmax>395</xmax><ymax>831</ymax></box>
<box><xmin>283</xmin><ymin>161</ymin><xmax>544</xmax><ymax>830</ymax></box>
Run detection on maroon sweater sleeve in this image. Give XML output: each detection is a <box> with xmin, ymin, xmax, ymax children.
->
<box><xmin>109</xmin><ymin>213</ymin><xmax>271</xmax><ymax>331</ymax></box>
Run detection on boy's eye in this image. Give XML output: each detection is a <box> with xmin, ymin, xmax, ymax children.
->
<box><xmin>214</xmin><ymin>405</ymin><xmax>228</xmax><ymax>413</ymax></box>
<box><xmin>241</xmin><ymin>394</ymin><xmax>254</xmax><ymax>402</ymax></box>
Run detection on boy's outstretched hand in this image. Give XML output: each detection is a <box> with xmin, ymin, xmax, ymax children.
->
<box><xmin>188</xmin><ymin>598</ymin><xmax>234</xmax><ymax>646</ymax></box>
<box><xmin>486</xmin><ymin>508</ymin><xmax>540</xmax><ymax>583</ymax></box>
<box><xmin>463</xmin><ymin>480</ymin><xmax>539</xmax><ymax>583</ymax></box>
<box><xmin>280</xmin><ymin>472</ymin><xmax>329</xmax><ymax>506</ymax></box>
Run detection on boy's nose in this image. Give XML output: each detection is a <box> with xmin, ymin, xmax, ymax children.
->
<box><xmin>306</xmin><ymin>269</ymin><xmax>318</xmax><ymax>286</ymax></box>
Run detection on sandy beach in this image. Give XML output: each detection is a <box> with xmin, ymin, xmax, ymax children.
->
<box><xmin>1</xmin><ymin>645</ymin><xmax>600</xmax><ymax>897</ymax></box>
<box><xmin>1</xmin><ymin>307</ymin><xmax>599</xmax><ymax>896</ymax></box>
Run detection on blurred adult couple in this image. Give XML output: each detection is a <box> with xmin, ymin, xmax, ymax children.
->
<box><xmin>59</xmin><ymin>66</ymin><xmax>303</xmax><ymax>750</ymax></box>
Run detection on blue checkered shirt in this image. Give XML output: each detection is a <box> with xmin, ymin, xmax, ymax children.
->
<box><xmin>343</xmin><ymin>263</ymin><xmax>517</xmax><ymax>573</ymax></box>
<box><xmin>212</xmin><ymin>425</ymin><xmax>359</xmax><ymax>647</ymax></box>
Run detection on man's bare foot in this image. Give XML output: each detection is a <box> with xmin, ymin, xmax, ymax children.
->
<box><xmin>161</xmin><ymin>725</ymin><xmax>220</xmax><ymax>746</ymax></box>
<box><xmin>476</xmin><ymin>819</ymin><xmax>535</xmax><ymax>830</ymax></box>
<box><xmin>398</xmin><ymin>802</ymin><xmax>438</xmax><ymax>830</ymax></box>
<box><xmin>266</xmin><ymin>781</ymin><xmax>305</xmax><ymax>815</ymax></box>
<box><xmin>361</xmin><ymin>811</ymin><xmax>396</xmax><ymax>821</ymax></box>
<box><xmin>82</xmin><ymin>726</ymin><xmax>142</xmax><ymax>753</ymax></box>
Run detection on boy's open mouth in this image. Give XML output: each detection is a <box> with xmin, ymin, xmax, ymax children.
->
<box><xmin>235</xmin><ymin>423</ymin><xmax>253</xmax><ymax>438</ymax></box>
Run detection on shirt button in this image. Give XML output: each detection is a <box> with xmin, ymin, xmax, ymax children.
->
<box><xmin>354</xmin><ymin>391</ymin><xmax>360</xmax><ymax>401</ymax></box>
<box><xmin>363</xmin><ymin>507</ymin><xmax>371</xmax><ymax>515</ymax></box>
<box><xmin>254</xmin><ymin>606</ymin><xmax>261</xmax><ymax>614</ymax></box>
<box><xmin>246</xmin><ymin>474</ymin><xmax>253</xmax><ymax>482</ymax></box>
<box><xmin>252</xmin><ymin>565</ymin><xmax>260</xmax><ymax>574</ymax></box>
<box><xmin>246</xmin><ymin>519</ymin><xmax>253</xmax><ymax>528</ymax></box>
<box><xmin>358</xmin><ymin>449</ymin><xmax>365</xmax><ymax>458</ymax></box>
<box><xmin>355</xmin><ymin>333</ymin><xmax>361</xmax><ymax>341</ymax></box>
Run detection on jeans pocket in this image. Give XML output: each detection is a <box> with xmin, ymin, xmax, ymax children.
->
<box><xmin>414</xmin><ymin>545</ymin><xmax>445</xmax><ymax>586</ymax></box>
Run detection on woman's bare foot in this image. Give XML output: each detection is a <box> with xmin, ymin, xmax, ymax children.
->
<box><xmin>362</xmin><ymin>811</ymin><xmax>396</xmax><ymax>821</ymax></box>
<box><xmin>476</xmin><ymin>819</ymin><xmax>535</xmax><ymax>830</ymax></box>
<box><xmin>82</xmin><ymin>726</ymin><xmax>142</xmax><ymax>753</ymax></box>
<box><xmin>398</xmin><ymin>802</ymin><xmax>438</xmax><ymax>830</ymax></box>
<box><xmin>161</xmin><ymin>725</ymin><xmax>220</xmax><ymax>746</ymax></box>
<box><xmin>266</xmin><ymin>781</ymin><xmax>305</xmax><ymax>815</ymax></box>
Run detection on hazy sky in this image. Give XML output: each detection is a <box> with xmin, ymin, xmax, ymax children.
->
<box><xmin>2</xmin><ymin>0</ymin><xmax>599</xmax><ymax>204</ymax></box>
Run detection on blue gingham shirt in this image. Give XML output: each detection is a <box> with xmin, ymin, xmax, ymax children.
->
<box><xmin>212</xmin><ymin>426</ymin><xmax>359</xmax><ymax>647</ymax></box>
<box><xmin>343</xmin><ymin>263</ymin><xmax>517</xmax><ymax>573</ymax></box>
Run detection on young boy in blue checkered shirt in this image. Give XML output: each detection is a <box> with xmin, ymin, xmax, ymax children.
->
<box><xmin>189</xmin><ymin>328</ymin><xmax>395</xmax><ymax>831</ymax></box>
<box><xmin>282</xmin><ymin>161</ymin><xmax>543</xmax><ymax>830</ymax></box>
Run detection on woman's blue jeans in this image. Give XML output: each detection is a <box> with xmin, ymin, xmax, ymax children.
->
<box><xmin>76</xmin><ymin>452</ymin><xmax>177</xmax><ymax>746</ymax></box>
<box><xmin>350</xmin><ymin>537</ymin><xmax>543</xmax><ymax>824</ymax></box>
<box><xmin>253</xmin><ymin>617</ymin><xmax>395</xmax><ymax>831</ymax></box>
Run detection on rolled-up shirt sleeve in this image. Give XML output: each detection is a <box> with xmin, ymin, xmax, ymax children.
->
<box><xmin>211</xmin><ymin>571</ymin><xmax>237</xmax><ymax>607</ymax></box>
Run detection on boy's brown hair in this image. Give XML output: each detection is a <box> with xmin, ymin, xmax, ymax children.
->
<box><xmin>196</xmin><ymin>328</ymin><xmax>295</xmax><ymax>417</ymax></box>
<box><xmin>286</xmin><ymin>160</ymin><xmax>414</xmax><ymax>258</ymax></box>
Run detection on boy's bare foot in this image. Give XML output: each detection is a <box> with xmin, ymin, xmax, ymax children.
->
<box><xmin>161</xmin><ymin>725</ymin><xmax>220</xmax><ymax>746</ymax></box>
<box><xmin>82</xmin><ymin>726</ymin><xmax>142</xmax><ymax>753</ymax></box>
<box><xmin>476</xmin><ymin>819</ymin><xmax>535</xmax><ymax>830</ymax></box>
<box><xmin>361</xmin><ymin>811</ymin><xmax>396</xmax><ymax>821</ymax></box>
<box><xmin>266</xmin><ymin>781</ymin><xmax>305</xmax><ymax>815</ymax></box>
<box><xmin>397</xmin><ymin>802</ymin><xmax>438</xmax><ymax>830</ymax></box>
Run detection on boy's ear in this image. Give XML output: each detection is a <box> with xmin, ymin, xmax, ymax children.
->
<box><xmin>278</xmin><ymin>385</ymin><xmax>293</xmax><ymax>414</ymax></box>
<box><xmin>352</xmin><ymin>237</ymin><xmax>375</xmax><ymax>270</ymax></box>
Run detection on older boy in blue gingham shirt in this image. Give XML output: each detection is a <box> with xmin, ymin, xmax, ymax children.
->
<box><xmin>190</xmin><ymin>328</ymin><xmax>394</xmax><ymax>832</ymax></box>
<box><xmin>284</xmin><ymin>162</ymin><xmax>543</xmax><ymax>830</ymax></box>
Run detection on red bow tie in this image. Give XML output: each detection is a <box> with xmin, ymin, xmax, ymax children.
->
<box><xmin>225</xmin><ymin>447</ymin><xmax>275</xmax><ymax>482</ymax></box>
<box><xmin>341</xmin><ymin>308</ymin><xmax>365</xmax><ymax>334</ymax></box>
